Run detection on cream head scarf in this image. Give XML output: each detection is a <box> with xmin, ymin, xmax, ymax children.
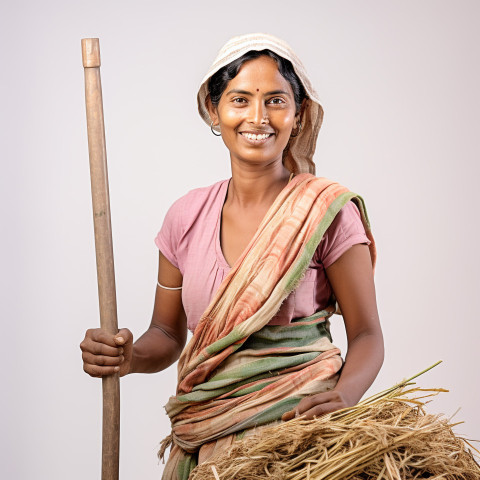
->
<box><xmin>197</xmin><ymin>33</ymin><xmax>324</xmax><ymax>175</ymax></box>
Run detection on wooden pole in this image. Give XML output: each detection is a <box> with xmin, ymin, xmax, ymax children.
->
<box><xmin>81</xmin><ymin>38</ymin><xmax>120</xmax><ymax>480</ymax></box>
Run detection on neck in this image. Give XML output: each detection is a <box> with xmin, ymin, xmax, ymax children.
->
<box><xmin>227</xmin><ymin>158</ymin><xmax>291</xmax><ymax>208</ymax></box>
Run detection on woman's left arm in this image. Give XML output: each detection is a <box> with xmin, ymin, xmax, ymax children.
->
<box><xmin>282</xmin><ymin>243</ymin><xmax>384</xmax><ymax>420</ymax></box>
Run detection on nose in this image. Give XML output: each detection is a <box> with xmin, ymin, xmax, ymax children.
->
<box><xmin>248</xmin><ymin>99</ymin><xmax>268</xmax><ymax>125</ymax></box>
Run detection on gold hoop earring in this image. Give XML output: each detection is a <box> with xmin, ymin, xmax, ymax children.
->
<box><xmin>290</xmin><ymin>122</ymin><xmax>302</xmax><ymax>138</ymax></box>
<box><xmin>211</xmin><ymin>122</ymin><xmax>221</xmax><ymax>137</ymax></box>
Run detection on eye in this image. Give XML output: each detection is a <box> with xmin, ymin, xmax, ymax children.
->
<box><xmin>267</xmin><ymin>97</ymin><xmax>286</xmax><ymax>105</ymax></box>
<box><xmin>232</xmin><ymin>97</ymin><xmax>247</xmax><ymax>104</ymax></box>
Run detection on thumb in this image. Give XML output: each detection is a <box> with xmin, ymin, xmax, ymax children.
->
<box><xmin>114</xmin><ymin>328</ymin><xmax>134</xmax><ymax>377</ymax></box>
<box><xmin>114</xmin><ymin>328</ymin><xmax>133</xmax><ymax>346</ymax></box>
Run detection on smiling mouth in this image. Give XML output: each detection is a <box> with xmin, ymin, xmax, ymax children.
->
<box><xmin>240</xmin><ymin>132</ymin><xmax>274</xmax><ymax>141</ymax></box>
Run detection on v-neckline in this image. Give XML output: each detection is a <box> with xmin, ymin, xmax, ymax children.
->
<box><xmin>214</xmin><ymin>178</ymin><xmax>233</xmax><ymax>270</ymax></box>
<box><xmin>214</xmin><ymin>174</ymin><xmax>296</xmax><ymax>270</ymax></box>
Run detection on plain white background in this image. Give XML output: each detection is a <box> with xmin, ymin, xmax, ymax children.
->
<box><xmin>1</xmin><ymin>1</ymin><xmax>479</xmax><ymax>478</ymax></box>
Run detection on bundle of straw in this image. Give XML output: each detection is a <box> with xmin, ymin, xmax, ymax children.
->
<box><xmin>189</xmin><ymin>366</ymin><xmax>480</xmax><ymax>480</ymax></box>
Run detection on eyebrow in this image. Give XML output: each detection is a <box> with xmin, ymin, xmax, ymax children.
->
<box><xmin>225</xmin><ymin>89</ymin><xmax>290</xmax><ymax>96</ymax></box>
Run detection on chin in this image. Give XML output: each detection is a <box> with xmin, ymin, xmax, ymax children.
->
<box><xmin>237</xmin><ymin>154</ymin><xmax>284</xmax><ymax>167</ymax></box>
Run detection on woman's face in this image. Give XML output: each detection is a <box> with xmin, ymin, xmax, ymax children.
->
<box><xmin>208</xmin><ymin>56</ymin><xmax>299</xmax><ymax>168</ymax></box>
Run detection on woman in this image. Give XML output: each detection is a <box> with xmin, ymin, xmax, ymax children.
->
<box><xmin>80</xmin><ymin>33</ymin><xmax>384</xmax><ymax>478</ymax></box>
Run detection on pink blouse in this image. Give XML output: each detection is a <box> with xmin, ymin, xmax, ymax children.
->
<box><xmin>155</xmin><ymin>179</ymin><xmax>370</xmax><ymax>333</ymax></box>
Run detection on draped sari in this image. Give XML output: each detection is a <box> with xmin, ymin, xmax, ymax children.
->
<box><xmin>160</xmin><ymin>174</ymin><xmax>376</xmax><ymax>479</ymax></box>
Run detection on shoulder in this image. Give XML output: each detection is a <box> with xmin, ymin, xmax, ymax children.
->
<box><xmin>294</xmin><ymin>173</ymin><xmax>340</xmax><ymax>188</ymax></box>
<box><xmin>170</xmin><ymin>179</ymin><xmax>229</xmax><ymax>209</ymax></box>
<box><xmin>335</xmin><ymin>200</ymin><xmax>362</xmax><ymax>222</ymax></box>
<box><xmin>302</xmin><ymin>175</ymin><xmax>371</xmax><ymax>267</ymax></box>
<box><xmin>155</xmin><ymin>179</ymin><xmax>229</xmax><ymax>268</ymax></box>
<box><xmin>292</xmin><ymin>174</ymin><xmax>351</xmax><ymax>203</ymax></box>
<box><xmin>315</xmin><ymin>201</ymin><xmax>370</xmax><ymax>268</ymax></box>
<box><xmin>160</xmin><ymin>178</ymin><xmax>229</xmax><ymax>236</ymax></box>
<box><xmin>165</xmin><ymin>179</ymin><xmax>229</xmax><ymax>223</ymax></box>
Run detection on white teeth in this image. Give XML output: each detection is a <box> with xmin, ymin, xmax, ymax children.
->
<box><xmin>243</xmin><ymin>133</ymin><xmax>270</xmax><ymax>140</ymax></box>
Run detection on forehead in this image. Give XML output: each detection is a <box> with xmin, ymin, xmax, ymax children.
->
<box><xmin>226</xmin><ymin>56</ymin><xmax>294</xmax><ymax>94</ymax></box>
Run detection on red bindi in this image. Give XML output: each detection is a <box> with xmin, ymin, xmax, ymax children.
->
<box><xmin>256</xmin><ymin>88</ymin><xmax>259</xmax><ymax>92</ymax></box>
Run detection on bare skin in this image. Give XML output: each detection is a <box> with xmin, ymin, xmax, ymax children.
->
<box><xmin>80</xmin><ymin>55</ymin><xmax>384</xmax><ymax>420</ymax></box>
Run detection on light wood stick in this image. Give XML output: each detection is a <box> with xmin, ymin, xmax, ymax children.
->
<box><xmin>81</xmin><ymin>37</ymin><xmax>120</xmax><ymax>480</ymax></box>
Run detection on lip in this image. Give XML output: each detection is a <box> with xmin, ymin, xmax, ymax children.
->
<box><xmin>238</xmin><ymin>131</ymin><xmax>275</xmax><ymax>145</ymax></box>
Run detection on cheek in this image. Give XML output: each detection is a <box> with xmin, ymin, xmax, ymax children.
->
<box><xmin>272</xmin><ymin>110</ymin><xmax>296</xmax><ymax>130</ymax></box>
<box><xmin>221</xmin><ymin>112</ymin><xmax>241</xmax><ymax>128</ymax></box>
<box><xmin>216</xmin><ymin>105</ymin><xmax>242</xmax><ymax>129</ymax></box>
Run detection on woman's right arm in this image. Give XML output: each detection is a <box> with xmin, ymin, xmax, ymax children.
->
<box><xmin>80</xmin><ymin>251</ymin><xmax>187</xmax><ymax>377</ymax></box>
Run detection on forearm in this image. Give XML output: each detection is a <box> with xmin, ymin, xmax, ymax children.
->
<box><xmin>129</xmin><ymin>325</ymin><xmax>185</xmax><ymax>374</ymax></box>
<box><xmin>334</xmin><ymin>329</ymin><xmax>384</xmax><ymax>406</ymax></box>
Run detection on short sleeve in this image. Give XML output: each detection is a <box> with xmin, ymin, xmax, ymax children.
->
<box><xmin>154</xmin><ymin>197</ymin><xmax>184</xmax><ymax>269</ymax></box>
<box><xmin>315</xmin><ymin>201</ymin><xmax>370</xmax><ymax>269</ymax></box>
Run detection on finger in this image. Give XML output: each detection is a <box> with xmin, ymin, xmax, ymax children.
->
<box><xmin>82</xmin><ymin>351</ymin><xmax>124</xmax><ymax>366</ymax></box>
<box><xmin>301</xmin><ymin>402</ymin><xmax>344</xmax><ymax>420</ymax></box>
<box><xmin>296</xmin><ymin>391</ymin><xmax>338</xmax><ymax>415</ymax></box>
<box><xmin>282</xmin><ymin>410</ymin><xmax>295</xmax><ymax>421</ymax></box>
<box><xmin>83</xmin><ymin>363</ymin><xmax>120</xmax><ymax>378</ymax></box>
<box><xmin>86</xmin><ymin>328</ymin><xmax>118</xmax><ymax>347</ymax></box>
<box><xmin>282</xmin><ymin>408</ymin><xmax>305</xmax><ymax>422</ymax></box>
<box><xmin>80</xmin><ymin>337</ymin><xmax>123</xmax><ymax>357</ymax></box>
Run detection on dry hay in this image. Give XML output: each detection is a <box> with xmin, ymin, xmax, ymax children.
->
<box><xmin>189</xmin><ymin>377</ymin><xmax>480</xmax><ymax>479</ymax></box>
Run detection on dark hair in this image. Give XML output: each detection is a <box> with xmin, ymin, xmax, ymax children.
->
<box><xmin>208</xmin><ymin>49</ymin><xmax>307</xmax><ymax>113</ymax></box>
